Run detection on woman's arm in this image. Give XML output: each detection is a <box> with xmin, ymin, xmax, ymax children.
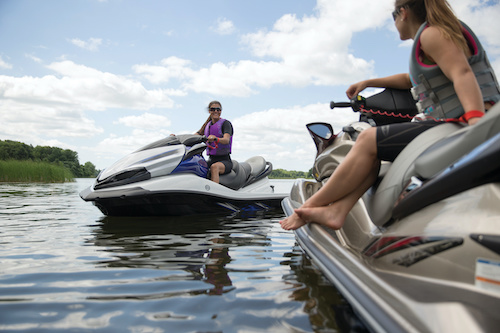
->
<box><xmin>207</xmin><ymin>133</ymin><xmax>231</xmax><ymax>144</ymax></box>
<box><xmin>346</xmin><ymin>74</ymin><xmax>412</xmax><ymax>99</ymax></box>
<box><xmin>420</xmin><ymin>26</ymin><xmax>484</xmax><ymax>125</ymax></box>
<box><xmin>219</xmin><ymin>133</ymin><xmax>231</xmax><ymax>145</ymax></box>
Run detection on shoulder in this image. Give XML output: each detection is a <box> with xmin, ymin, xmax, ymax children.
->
<box><xmin>420</xmin><ymin>26</ymin><xmax>445</xmax><ymax>45</ymax></box>
<box><xmin>222</xmin><ymin>120</ymin><xmax>233</xmax><ymax>133</ymax></box>
<box><xmin>419</xmin><ymin>25</ymin><xmax>458</xmax><ymax>57</ymax></box>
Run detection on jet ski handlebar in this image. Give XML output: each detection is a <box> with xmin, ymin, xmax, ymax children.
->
<box><xmin>330</xmin><ymin>96</ymin><xmax>365</xmax><ymax>112</ymax></box>
<box><xmin>330</xmin><ymin>89</ymin><xmax>419</xmax><ymax>126</ymax></box>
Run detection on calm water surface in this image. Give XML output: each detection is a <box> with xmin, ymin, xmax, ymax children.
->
<box><xmin>0</xmin><ymin>179</ymin><xmax>361</xmax><ymax>332</ymax></box>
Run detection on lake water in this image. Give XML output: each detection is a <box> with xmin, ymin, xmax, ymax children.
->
<box><xmin>0</xmin><ymin>179</ymin><xmax>363</xmax><ymax>332</ymax></box>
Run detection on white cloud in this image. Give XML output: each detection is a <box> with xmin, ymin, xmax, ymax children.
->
<box><xmin>0</xmin><ymin>56</ymin><xmax>13</xmax><ymax>69</ymax></box>
<box><xmin>116</xmin><ymin>113</ymin><xmax>172</xmax><ymax>130</ymax></box>
<box><xmin>131</xmin><ymin>0</ymin><xmax>500</xmax><ymax>101</ymax></box>
<box><xmin>0</xmin><ymin>60</ymin><xmax>178</xmax><ymax>156</ymax></box>
<box><xmin>212</xmin><ymin>18</ymin><xmax>236</xmax><ymax>35</ymax></box>
<box><xmin>133</xmin><ymin>56</ymin><xmax>194</xmax><ymax>85</ymax></box>
<box><xmin>89</xmin><ymin>129</ymin><xmax>170</xmax><ymax>165</ymax></box>
<box><xmin>0</xmin><ymin>60</ymin><xmax>176</xmax><ymax>112</ymax></box>
<box><xmin>453</xmin><ymin>0</ymin><xmax>500</xmax><ymax>74</ymax></box>
<box><xmin>69</xmin><ymin>37</ymin><xmax>103</xmax><ymax>51</ymax></box>
<box><xmin>230</xmin><ymin>102</ymin><xmax>358</xmax><ymax>170</ymax></box>
<box><xmin>134</xmin><ymin>0</ymin><xmax>395</xmax><ymax>97</ymax></box>
<box><xmin>0</xmin><ymin>99</ymin><xmax>103</xmax><ymax>139</ymax></box>
<box><xmin>25</xmin><ymin>54</ymin><xmax>43</xmax><ymax>63</ymax></box>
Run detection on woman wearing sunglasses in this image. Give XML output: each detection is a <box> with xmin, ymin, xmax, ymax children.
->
<box><xmin>281</xmin><ymin>0</ymin><xmax>499</xmax><ymax>231</ymax></box>
<box><xmin>196</xmin><ymin>101</ymin><xmax>234</xmax><ymax>184</ymax></box>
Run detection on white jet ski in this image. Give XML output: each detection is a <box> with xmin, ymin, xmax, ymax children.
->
<box><xmin>81</xmin><ymin>135</ymin><xmax>286</xmax><ymax>216</ymax></box>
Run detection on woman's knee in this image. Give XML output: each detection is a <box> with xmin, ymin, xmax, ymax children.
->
<box><xmin>356</xmin><ymin>128</ymin><xmax>377</xmax><ymax>155</ymax></box>
<box><xmin>210</xmin><ymin>162</ymin><xmax>224</xmax><ymax>174</ymax></box>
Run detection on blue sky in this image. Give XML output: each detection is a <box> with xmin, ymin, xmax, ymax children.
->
<box><xmin>1</xmin><ymin>0</ymin><xmax>499</xmax><ymax>172</ymax></box>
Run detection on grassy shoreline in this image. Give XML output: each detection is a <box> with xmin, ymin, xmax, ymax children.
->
<box><xmin>0</xmin><ymin>160</ymin><xmax>74</xmax><ymax>183</ymax></box>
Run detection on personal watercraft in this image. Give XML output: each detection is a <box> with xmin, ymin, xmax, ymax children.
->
<box><xmin>80</xmin><ymin>134</ymin><xmax>286</xmax><ymax>216</ymax></box>
<box><xmin>282</xmin><ymin>88</ymin><xmax>500</xmax><ymax>332</ymax></box>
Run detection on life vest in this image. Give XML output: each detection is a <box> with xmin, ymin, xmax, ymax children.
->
<box><xmin>409</xmin><ymin>21</ymin><xmax>500</xmax><ymax>120</ymax></box>
<box><xmin>204</xmin><ymin>118</ymin><xmax>232</xmax><ymax>156</ymax></box>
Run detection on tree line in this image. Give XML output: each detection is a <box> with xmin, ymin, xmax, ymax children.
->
<box><xmin>0</xmin><ymin>140</ymin><xmax>99</xmax><ymax>178</ymax></box>
<box><xmin>269</xmin><ymin>168</ymin><xmax>313</xmax><ymax>179</ymax></box>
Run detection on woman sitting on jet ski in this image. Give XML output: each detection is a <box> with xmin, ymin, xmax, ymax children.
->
<box><xmin>281</xmin><ymin>0</ymin><xmax>500</xmax><ymax>231</ymax></box>
<box><xmin>196</xmin><ymin>101</ymin><xmax>234</xmax><ymax>184</ymax></box>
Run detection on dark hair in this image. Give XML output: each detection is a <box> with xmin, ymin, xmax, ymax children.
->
<box><xmin>395</xmin><ymin>0</ymin><xmax>468</xmax><ymax>53</ymax></box>
<box><xmin>196</xmin><ymin>101</ymin><xmax>223</xmax><ymax>135</ymax></box>
<box><xmin>207</xmin><ymin>100</ymin><xmax>222</xmax><ymax>111</ymax></box>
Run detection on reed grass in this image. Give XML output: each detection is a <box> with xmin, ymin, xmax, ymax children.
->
<box><xmin>0</xmin><ymin>160</ymin><xmax>74</xmax><ymax>183</ymax></box>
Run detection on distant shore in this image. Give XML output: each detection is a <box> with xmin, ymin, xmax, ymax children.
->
<box><xmin>0</xmin><ymin>160</ymin><xmax>74</xmax><ymax>183</ymax></box>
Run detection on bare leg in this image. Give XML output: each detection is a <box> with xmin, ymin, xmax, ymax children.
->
<box><xmin>280</xmin><ymin>128</ymin><xmax>379</xmax><ymax>230</ymax></box>
<box><xmin>210</xmin><ymin>162</ymin><xmax>225</xmax><ymax>184</ymax></box>
<box><xmin>292</xmin><ymin>162</ymin><xmax>379</xmax><ymax>230</ymax></box>
<box><xmin>303</xmin><ymin>128</ymin><xmax>378</xmax><ymax>207</ymax></box>
<box><xmin>280</xmin><ymin>162</ymin><xmax>378</xmax><ymax>230</ymax></box>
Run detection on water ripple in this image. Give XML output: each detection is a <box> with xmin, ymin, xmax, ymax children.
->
<box><xmin>0</xmin><ymin>179</ymin><xmax>360</xmax><ymax>332</ymax></box>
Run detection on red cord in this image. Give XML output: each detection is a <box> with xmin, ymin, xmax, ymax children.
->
<box><xmin>359</xmin><ymin>107</ymin><xmax>414</xmax><ymax>120</ymax></box>
<box><xmin>359</xmin><ymin>107</ymin><xmax>476</xmax><ymax>124</ymax></box>
<box><xmin>206</xmin><ymin>140</ymin><xmax>219</xmax><ymax>150</ymax></box>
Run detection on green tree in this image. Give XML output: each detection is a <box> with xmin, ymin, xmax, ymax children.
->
<box><xmin>82</xmin><ymin>161</ymin><xmax>99</xmax><ymax>177</ymax></box>
<box><xmin>0</xmin><ymin>139</ymin><xmax>100</xmax><ymax>178</ymax></box>
<box><xmin>269</xmin><ymin>168</ymin><xmax>311</xmax><ymax>179</ymax></box>
<box><xmin>0</xmin><ymin>140</ymin><xmax>34</xmax><ymax>160</ymax></box>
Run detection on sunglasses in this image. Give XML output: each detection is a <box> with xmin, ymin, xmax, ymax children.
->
<box><xmin>209</xmin><ymin>107</ymin><xmax>222</xmax><ymax>112</ymax></box>
<box><xmin>392</xmin><ymin>7</ymin><xmax>403</xmax><ymax>21</ymax></box>
<box><xmin>392</xmin><ymin>10</ymin><xmax>399</xmax><ymax>21</ymax></box>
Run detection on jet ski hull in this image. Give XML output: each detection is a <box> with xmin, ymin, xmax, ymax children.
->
<box><xmin>81</xmin><ymin>174</ymin><xmax>285</xmax><ymax>216</ymax></box>
<box><xmin>283</xmin><ymin>182</ymin><xmax>500</xmax><ymax>332</ymax></box>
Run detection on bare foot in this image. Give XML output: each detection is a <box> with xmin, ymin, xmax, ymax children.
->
<box><xmin>295</xmin><ymin>205</ymin><xmax>346</xmax><ymax>230</ymax></box>
<box><xmin>280</xmin><ymin>212</ymin><xmax>306</xmax><ymax>230</ymax></box>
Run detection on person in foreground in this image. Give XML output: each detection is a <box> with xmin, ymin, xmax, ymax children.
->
<box><xmin>196</xmin><ymin>101</ymin><xmax>234</xmax><ymax>184</ymax></box>
<box><xmin>280</xmin><ymin>0</ymin><xmax>500</xmax><ymax>231</ymax></box>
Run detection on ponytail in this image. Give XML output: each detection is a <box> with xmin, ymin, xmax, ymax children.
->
<box><xmin>196</xmin><ymin>115</ymin><xmax>211</xmax><ymax>136</ymax></box>
<box><xmin>424</xmin><ymin>0</ymin><xmax>468</xmax><ymax>54</ymax></box>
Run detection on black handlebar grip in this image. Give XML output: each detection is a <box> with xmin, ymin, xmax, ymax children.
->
<box><xmin>330</xmin><ymin>101</ymin><xmax>352</xmax><ymax>109</ymax></box>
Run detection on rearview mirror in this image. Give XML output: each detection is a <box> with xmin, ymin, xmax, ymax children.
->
<box><xmin>307</xmin><ymin>123</ymin><xmax>333</xmax><ymax>140</ymax></box>
<box><xmin>307</xmin><ymin>122</ymin><xmax>336</xmax><ymax>156</ymax></box>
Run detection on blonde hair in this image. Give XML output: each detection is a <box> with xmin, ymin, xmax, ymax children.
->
<box><xmin>395</xmin><ymin>0</ymin><xmax>469</xmax><ymax>54</ymax></box>
<box><xmin>196</xmin><ymin>101</ymin><xmax>223</xmax><ymax>135</ymax></box>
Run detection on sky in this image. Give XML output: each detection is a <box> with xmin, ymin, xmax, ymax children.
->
<box><xmin>1</xmin><ymin>0</ymin><xmax>500</xmax><ymax>172</ymax></box>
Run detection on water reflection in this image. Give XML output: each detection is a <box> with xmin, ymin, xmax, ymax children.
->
<box><xmin>89</xmin><ymin>212</ymin><xmax>282</xmax><ymax>298</ymax></box>
<box><xmin>0</xmin><ymin>180</ymin><xmax>364</xmax><ymax>332</ymax></box>
<box><xmin>88</xmin><ymin>212</ymin><xmax>365</xmax><ymax>332</ymax></box>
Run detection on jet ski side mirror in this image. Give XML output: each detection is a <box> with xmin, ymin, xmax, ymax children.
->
<box><xmin>307</xmin><ymin>122</ymin><xmax>336</xmax><ymax>156</ymax></box>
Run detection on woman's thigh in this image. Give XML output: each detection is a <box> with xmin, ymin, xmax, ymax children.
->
<box><xmin>376</xmin><ymin>121</ymin><xmax>445</xmax><ymax>162</ymax></box>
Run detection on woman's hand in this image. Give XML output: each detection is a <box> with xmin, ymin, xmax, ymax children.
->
<box><xmin>346</xmin><ymin>81</ymin><xmax>368</xmax><ymax>99</ymax></box>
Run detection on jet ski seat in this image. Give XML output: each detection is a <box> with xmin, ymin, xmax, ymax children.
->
<box><xmin>365</xmin><ymin>102</ymin><xmax>500</xmax><ymax>227</ymax></box>
<box><xmin>219</xmin><ymin>160</ymin><xmax>251</xmax><ymax>190</ymax></box>
<box><xmin>414</xmin><ymin>103</ymin><xmax>500</xmax><ymax>179</ymax></box>
<box><xmin>245</xmin><ymin>156</ymin><xmax>267</xmax><ymax>176</ymax></box>
<box><xmin>218</xmin><ymin>156</ymin><xmax>269</xmax><ymax>190</ymax></box>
